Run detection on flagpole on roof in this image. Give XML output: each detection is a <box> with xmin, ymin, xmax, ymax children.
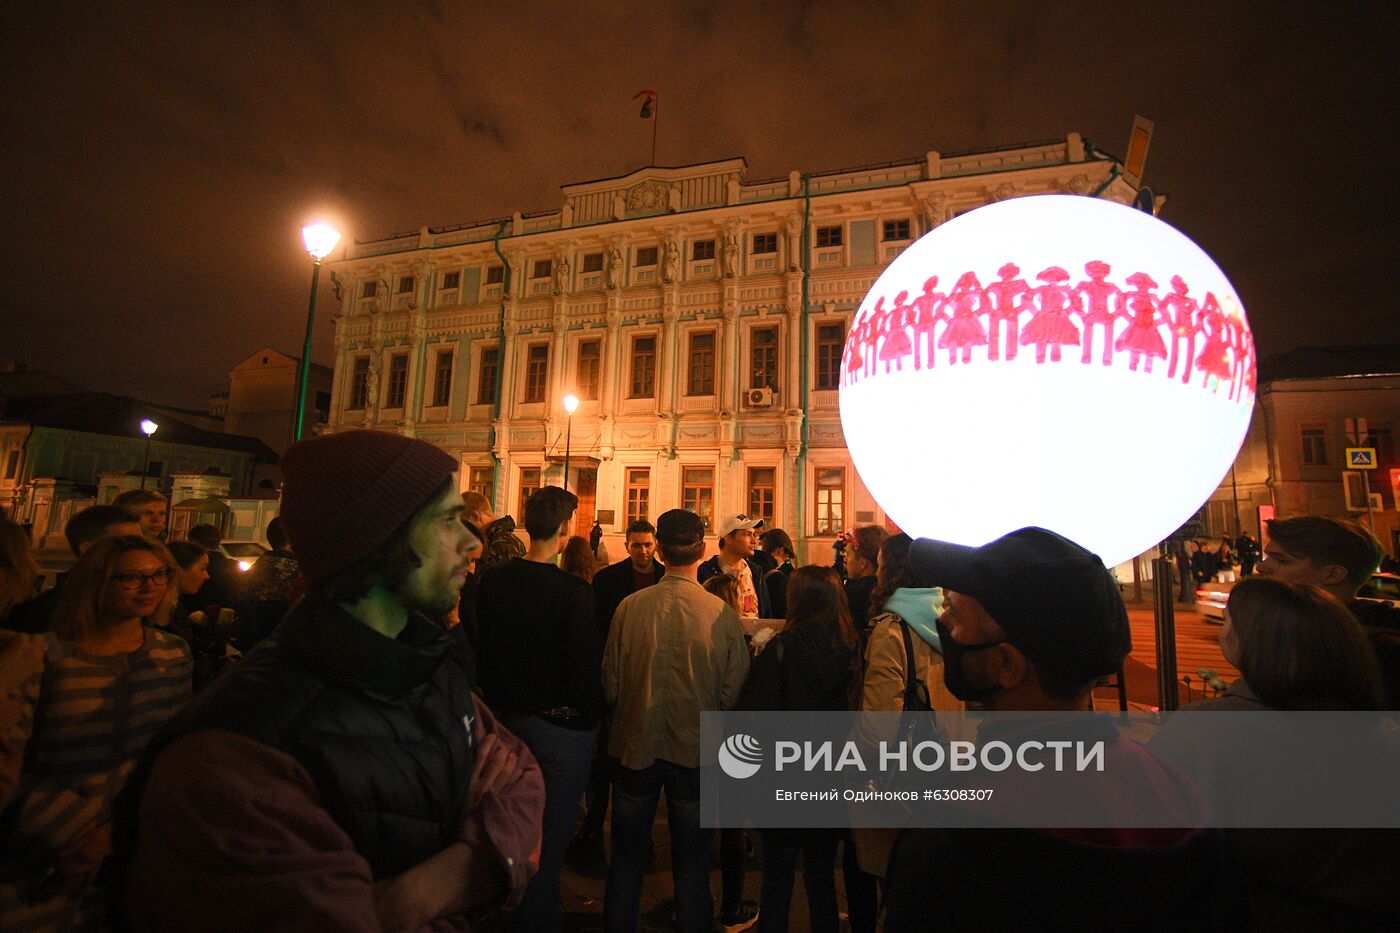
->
<box><xmin>651</xmin><ymin>93</ymin><xmax>659</xmax><ymax>165</ymax></box>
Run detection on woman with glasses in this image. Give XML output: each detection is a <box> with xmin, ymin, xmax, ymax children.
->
<box><xmin>0</xmin><ymin>535</ymin><xmax>191</xmax><ymax>930</ymax></box>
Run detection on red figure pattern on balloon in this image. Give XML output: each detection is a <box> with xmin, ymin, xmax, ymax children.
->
<box><xmin>842</xmin><ymin>261</ymin><xmax>1254</xmax><ymax>400</ymax></box>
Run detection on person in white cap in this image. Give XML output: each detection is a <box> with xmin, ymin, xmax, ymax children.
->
<box><xmin>697</xmin><ymin>514</ymin><xmax>772</xmax><ymax>619</ymax></box>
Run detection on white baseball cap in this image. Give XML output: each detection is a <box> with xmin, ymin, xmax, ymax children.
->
<box><xmin>717</xmin><ymin>513</ymin><xmax>765</xmax><ymax>537</ymax></box>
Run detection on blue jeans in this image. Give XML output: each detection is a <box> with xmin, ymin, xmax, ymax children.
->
<box><xmin>504</xmin><ymin>714</ymin><xmax>599</xmax><ymax>933</ymax></box>
<box><xmin>604</xmin><ymin>759</ymin><xmax>713</xmax><ymax>933</ymax></box>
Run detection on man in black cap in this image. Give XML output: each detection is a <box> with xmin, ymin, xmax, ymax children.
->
<box><xmin>881</xmin><ymin>527</ymin><xmax>1240</xmax><ymax>931</ymax></box>
<box><xmin>603</xmin><ymin>508</ymin><xmax>750</xmax><ymax>933</ymax></box>
<box><xmin>124</xmin><ymin>430</ymin><xmax>544</xmax><ymax>931</ymax></box>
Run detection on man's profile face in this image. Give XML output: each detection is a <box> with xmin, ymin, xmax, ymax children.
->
<box><xmin>1257</xmin><ymin>542</ymin><xmax>1330</xmax><ymax>587</ymax></box>
<box><xmin>627</xmin><ymin>532</ymin><xmax>656</xmax><ymax>570</ymax></box>
<box><xmin>400</xmin><ymin>485</ymin><xmax>477</xmax><ymax>618</ymax></box>
<box><xmin>726</xmin><ymin>528</ymin><xmax>757</xmax><ymax>559</ymax></box>
<box><xmin>136</xmin><ymin>501</ymin><xmax>167</xmax><ymax>539</ymax></box>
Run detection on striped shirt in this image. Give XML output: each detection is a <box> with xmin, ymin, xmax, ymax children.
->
<box><xmin>0</xmin><ymin>627</ymin><xmax>191</xmax><ymax>931</ymax></box>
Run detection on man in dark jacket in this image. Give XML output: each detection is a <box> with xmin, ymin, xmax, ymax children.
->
<box><xmin>698</xmin><ymin>513</ymin><xmax>771</xmax><ymax>619</ymax></box>
<box><xmin>475</xmin><ymin>485</ymin><xmax>602</xmax><ymax>933</ymax></box>
<box><xmin>592</xmin><ymin>519</ymin><xmax>664</xmax><ymax>638</ymax></box>
<box><xmin>124</xmin><ymin>430</ymin><xmax>543</xmax><ymax>931</ymax></box>
<box><xmin>843</xmin><ymin>525</ymin><xmax>886</xmax><ymax>631</ymax></box>
<box><xmin>882</xmin><ymin>527</ymin><xmax>1241</xmax><ymax>931</ymax></box>
<box><xmin>572</xmin><ymin>519</ymin><xmax>665</xmax><ymax>870</ymax></box>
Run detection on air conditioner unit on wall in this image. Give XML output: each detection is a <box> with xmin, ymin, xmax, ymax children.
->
<box><xmin>747</xmin><ymin>387</ymin><xmax>774</xmax><ymax>407</ymax></box>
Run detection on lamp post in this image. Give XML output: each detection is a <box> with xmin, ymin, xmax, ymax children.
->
<box><xmin>294</xmin><ymin>222</ymin><xmax>342</xmax><ymax>443</ymax></box>
<box><xmin>562</xmin><ymin>394</ymin><xmax>579</xmax><ymax>492</ymax></box>
<box><xmin>139</xmin><ymin>419</ymin><xmax>159</xmax><ymax>489</ymax></box>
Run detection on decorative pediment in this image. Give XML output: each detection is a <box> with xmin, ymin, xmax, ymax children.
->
<box><xmin>626</xmin><ymin>181</ymin><xmax>669</xmax><ymax>213</ymax></box>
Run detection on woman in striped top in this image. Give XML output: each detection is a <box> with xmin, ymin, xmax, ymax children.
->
<box><xmin>0</xmin><ymin>535</ymin><xmax>192</xmax><ymax>931</ymax></box>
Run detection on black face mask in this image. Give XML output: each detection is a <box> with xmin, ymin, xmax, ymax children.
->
<box><xmin>936</xmin><ymin>618</ymin><xmax>1007</xmax><ymax>703</ymax></box>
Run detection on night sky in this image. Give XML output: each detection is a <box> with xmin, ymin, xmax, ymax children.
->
<box><xmin>4</xmin><ymin>2</ymin><xmax>1396</xmax><ymax>409</ymax></box>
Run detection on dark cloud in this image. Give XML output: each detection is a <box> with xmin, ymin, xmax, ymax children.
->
<box><xmin>1</xmin><ymin>0</ymin><xmax>1395</xmax><ymax>406</ymax></box>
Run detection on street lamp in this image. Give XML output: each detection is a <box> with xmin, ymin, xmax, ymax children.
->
<box><xmin>139</xmin><ymin>419</ymin><xmax>158</xmax><ymax>489</ymax></box>
<box><xmin>294</xmin><ymin>222</ymin><xmax>341</xmax><ymax>443</ymax></box>
<box><xmin>562</xmin><ymin>394</ymin><xmax>579</xmax><ymax>493</ymax></box>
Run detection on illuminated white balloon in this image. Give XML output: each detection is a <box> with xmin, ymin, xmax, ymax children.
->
<box><xmin>839</xmin><ymin>195</ymin><xmax>1254</xmax><ymax>567</ymax></box>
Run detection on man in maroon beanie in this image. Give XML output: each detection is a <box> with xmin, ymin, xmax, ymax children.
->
<box><xmin>122</xmin><ymin>430</ymin><xmax>544</xmax><ymax>931</ymax></box>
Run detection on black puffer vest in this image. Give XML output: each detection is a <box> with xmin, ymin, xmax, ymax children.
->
<box><xmin>140</xmin><ymin>598</ymin><xmax>477</xmax><ymax>880</ymax></box>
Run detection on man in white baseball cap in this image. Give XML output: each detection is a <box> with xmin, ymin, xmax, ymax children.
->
<box><xmin>698</xmin><ymin>513</ymin><xmax>772</xmax><ymax>620</ymax></box>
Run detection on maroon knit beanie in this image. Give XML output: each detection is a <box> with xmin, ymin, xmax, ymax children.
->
<box><xmin>279</xmin><ymin>430</ymin><xmax>458</xmax><ymax>584</ymax></box>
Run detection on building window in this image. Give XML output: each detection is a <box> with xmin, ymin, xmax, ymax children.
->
<box><xmin>626</xmin><ymin>468</ymin><xmax>650</xmax><ymax>526</ymax></box>
<box><xmin>1301</xmin><ymin>427</ymin><xmax>1328</xmax><ymax>465</ymax></box>
<box><xmin>682</xmin><ymin>467</ymin><xmax>714</xmax><ymax>531</ymax></box>
<box><xmin>882</xmin><ymin>219</ymin><xmax>912</xmax><ymax>241</ymax></box>
<box><xmin>442</xmin><ymin>271</ymin><xmax>460</xmax><ymax>290</ymax></box>
<box><xmin>751</xmin><ymin>326</ymin><xmax>778</xmax><ymax>389</ymax></box>
<box><xmin>816</xmin><ymin>323</ymin><xmax>845</xmax><ymax>390</ymax></box>
<box><xmin>1363</xmin><ymin>426</ymin><xmax>1394</xmax><ymax>465</ymax></box>
<box><xmin>636</xmin><ymin>246</ymin><xmax>658</xmax><ymax>266</ymax></box>
<box><xmin>486</xmin><ymin>265</ymin><xmax>505</xmax><ymax>284</ymax></box>
<box><xmin>469</xmin><ymin>466</ymin><xmax>494</xmax><ymax>508</ymax></box>
<box><xmin>361</xmin><ymin>281</ymin><xmax>378</xmax><ymax>298</ymax></box>
<box><xmin>397</xmin><ymin>275</ymin><xmax>415</xmax><ymax>294</ymax></box>
<box><xmin>350</xmin><ymin>357</ymin><xmax>370</xmax><ymax>409</ymax></box>
<box><xmin>630</xmin><ymin>336</ymin><xmax>656</xmax><ymax>398</ymax></box>
<box><xmin>432</xmin><ymin>349</ymin><xmax>454</xmax><ymax>407</ymax></box>
<box><xmin>747</xmin><ymin>467</ymin><xmax>775</xmax><ymax>528</ymax></box>
<box><xmin>386</xmin><ymin>353</ymin><xmax>409</xmax><ymax>408</ymax></box>
<box><xmin>687</xmin><ymin>332</ymin><xmax>715</xmax><ymax>396</ymax></box>
<box><xmin>532</xmin><ymin>258</ymin><xmax>552</xmax><ymax>279</ymax></box>
<box><xmin>524</xmin><ymin>344</ymin><xmax>549</xmax><ymax>403</ymax></box>
<box><xmin>4</xmin><ymin>450</ymin><xmax>19</xmax><ymax>479</ymax></box>
<box><xmin>814</xmin><ymin>467</ymin><xmax>844</xmax><ymax>535</ymax></box>
<box><xmin>477</xmin><ymin>347</ymin><xmax>499</xmax><ymax>404</ymax></box>
<box><xmin>582</xmin><ymin>252</ymin><xmax>604</xmax><ymax>273</ymax></box>
<box><xmin>816</xmin><ymin>225</ymin><xmax>843</xmax><ymax>248</ymax></box>
<box><xmin>753</xmin><ymin>232</ymin><xmax>778</xmax><ymax>254</ymax></box>
<box><xmin>692</xmin><ymin>239</ymin><xmax>716</xmax><ymax>261</ymax></box>
<box><xmin>577</xmin><ymin>340</ymin><xmax>601</xmax><ymax>400</ymax></box>
<box><xmin>519</xmin><ymin>468</ymin><xmax>540</xmax><ymax>519</ymax></box>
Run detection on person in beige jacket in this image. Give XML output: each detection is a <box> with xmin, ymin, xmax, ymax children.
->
<box><xmin>854</xmin><ymin>533</ymin><xmax>965</xmax><ymax>880</ymax></box>
<box><xmin>601</xmin><ymin>508</ymin><xmax>750</xmax><ymax>933</ymax></box>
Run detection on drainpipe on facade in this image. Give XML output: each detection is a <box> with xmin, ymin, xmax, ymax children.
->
<box><xmin>797</xmin><ymin>174</ymin><xmax>812</xmax><ymax>559</ymax></box>
<box><xmin>490</xmin><ymin>221</ymin><xmax>511</xmax><ymax>514</ymax></box>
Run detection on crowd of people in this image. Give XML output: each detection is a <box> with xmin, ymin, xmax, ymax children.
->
<box><xmin>1</xmin><ymin>427</ymin><xmax>1398</xmax><ymax>931</ymax></box>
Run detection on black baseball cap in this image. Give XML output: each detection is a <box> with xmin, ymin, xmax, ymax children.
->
<box><xmin>910</xmin><ymin>527</ymin><xmax>1131</xmax><ymax>687</ymax></box>
<box><xmin>656</xmin><ymin>508</ymin><xmax>706</xmax><ymax>547</ymax></box>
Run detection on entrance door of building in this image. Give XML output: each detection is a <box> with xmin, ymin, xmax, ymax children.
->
<box><xmin>573</xmin><ymin>468</ymin><xmax>597</xmax><ymax>538</ymax></box>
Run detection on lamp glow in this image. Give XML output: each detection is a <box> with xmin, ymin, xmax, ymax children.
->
<box><xmin>301</xmin><ymin>222</ymin><xmax>341</xmax><ymax>261</ymax></box>
<box><xmin>562</xmin><ymin>394</ymin><xmax>580</xmax><ymax>414</ymax></box>
<box><xmin>140</xmin><ymin>419</ymin><xmax>158</xmax><ymax>436</ymax></box>
<box><xmin>838</xmin><ymin>195</ymin><xmax>1254</xmax><ymax>567</ymax></box>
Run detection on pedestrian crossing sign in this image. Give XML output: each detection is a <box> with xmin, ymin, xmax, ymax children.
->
<box><xmin>1346</xmin><ymin>447</ymin><xmax>1377</xmax><ymax>469</ymax></box>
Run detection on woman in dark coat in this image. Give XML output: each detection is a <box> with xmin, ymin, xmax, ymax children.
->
<box><xmin>738</xmin><ymin>566</ymin><xmax>860</xmax><ymax>933</ymax></box>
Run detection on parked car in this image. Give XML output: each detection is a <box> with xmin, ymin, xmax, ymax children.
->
<box><xmin>220</xmin><ymin>541</ymin><xmax>267</xmax><ymax>573</ymax></box>
<box><xmin>1197</xmin><ymin>571</ymin><xmax>1400</xmax><ymax>623</ymax></box>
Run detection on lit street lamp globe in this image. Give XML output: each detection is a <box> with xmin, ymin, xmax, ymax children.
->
<box><xmin>838</xmin><ymin>195</ymin><xmax>1254</xmax><ymax>567</ymax></box>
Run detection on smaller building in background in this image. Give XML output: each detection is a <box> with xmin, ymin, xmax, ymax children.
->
<box><xmin>1200</xmin><ymin>346</ymin><xmax>1400</xmax><ymax>557</ymax></box>
<box><xmin>217</xmin><ymin>348</ymin><xmax>333</xmax><ymax>455</ymax></box>
<box><xmin>0</xmin><ymin>366</ymin><xmax>279</xmax><ymax>547</ymax></box>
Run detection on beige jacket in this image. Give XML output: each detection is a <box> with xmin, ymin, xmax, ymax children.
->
<box><xmin>603</xmin><ymin>573</ymin><xmax>750</xmax><ymax>770</ymax></box>
<box><xmin>854</xmin><ymin>611</ymin><xmax>966</xmax><ymax>876</ymax></box>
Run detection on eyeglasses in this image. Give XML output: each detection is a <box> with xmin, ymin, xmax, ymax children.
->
<box><xmin>113</xmin><ymin>568</ymin><xmax>172</xmax><ymax>590</ymax></box>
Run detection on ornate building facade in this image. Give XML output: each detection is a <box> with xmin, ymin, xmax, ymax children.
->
<box><xmin>326</xmin><ymin>134</ymin><xmax>1139</xmax><ymax>557</ymax></box>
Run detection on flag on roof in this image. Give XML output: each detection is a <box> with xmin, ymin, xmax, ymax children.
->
<box><xmin>633</xmin><ymin>89</ymin><xmax>656</xmax><ymax>119</ymax></box>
